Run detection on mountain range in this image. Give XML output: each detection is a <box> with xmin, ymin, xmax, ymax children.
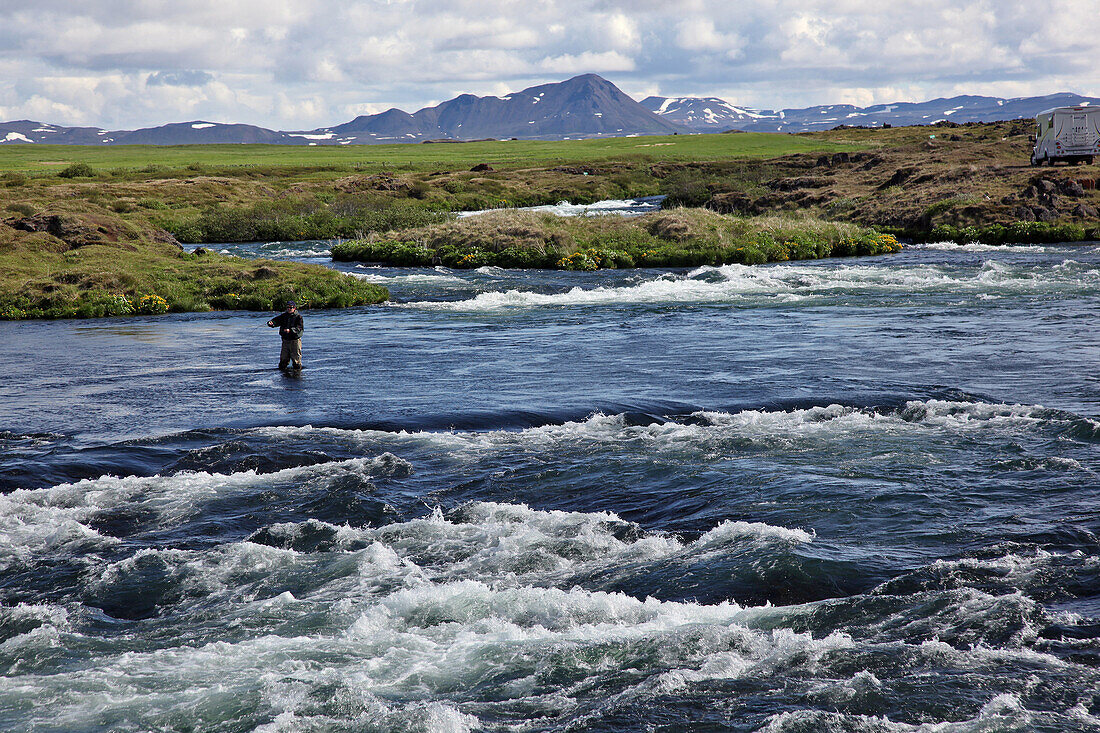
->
<box><xmin>2</xmin><ymin>74</ymin><xmax>1098</xmax><ymax>146</ymax></box>
<box><xmin>640</xmin><ymin>93</ymin><xmax>1100</xmax><ymax>133</ymax></box>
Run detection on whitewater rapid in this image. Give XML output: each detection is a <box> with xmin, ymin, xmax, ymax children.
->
<box><xmin>396</xmin><ymin>255</ymin><xmax>1100</xmax><ymax>311</ymax></box>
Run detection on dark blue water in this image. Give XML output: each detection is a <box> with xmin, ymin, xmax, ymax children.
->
<box><xmin>2</xmin><ymin>240</ymin><xmax>1099</xmax><ymax>731</ymax></box>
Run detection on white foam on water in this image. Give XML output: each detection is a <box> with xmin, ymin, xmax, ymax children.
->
<box><xmin>924</xmin><ymin>549</ymin><xmax>1099</xmax><ymax>595</ymax></box>
<box><xmin>0</xmin><ymin>491</ymin><xmax>120</xmax><ymax>570</ymax></box>
<box><xmin>214</xmin><ymin>501</ymin><xmax>812</xmax><ymax>599</ymax></box>
<box><xmin>0</xmin><ymin>603</ymin><xmax>72</xmax><ymax>663</ymax></box>
<box><xmin>88</xmin><ymin>542</ymin><xmax>305</xmax><ymax>603</ymax></box>
<box><xmin>0</xmin><ymin>533</ymin><xmax>847</xmax><ymax>732</ymax></box>
<box><xmin>255</xmin><ymin>698</ymin><xmax>478</xmax><ymax>733</ymax></box>
<box><xmin>260</xmin><ymin>245</ymin><xmax>332</xmax><ymax>258</ymax></box>
<box><xmin>694</xmin><ymin>519</ymin><xmax>814</xmax><ymax>546</ymax></box>
<box><xmin>403</xmin><ymin>257</ymin><xmax>1100</xmax><ymax>311</ymax></box>
<box><xmin>0</xmin><ymin>454</ymin><xmax>409</xmax><ymax>569</ymax></box>
<box><xmin>350</xmin><ymin>269</ymin><xmax>467</xmax><ymax>285</ymax></box>
<box><xmin>456</xmin><ymin>197</ymin><xmax>664</xmax><ymax>219</ymax></box>
<box><xmin>760</xmin><ymin>692</ymin><xmax>1036</xmax><ymax>731</ymax></box>
<box><xmin>4</xmin><ymin>494</ymin><xmax>1093</xmax><ymax>730</ymax></box>
<box><xmin>805</xmin><ymin>669</ymin><xmax>884</xmax><ymax>706</ymax></box>
<box><xmin>255</xmin><ymin>399</ymin><xmax>1062</xmax><ymax>475</ymax></box>
<box><xmin>911</xmin><ymin>241</ymin><xmax>1058</xmax><ymax>253</ymax></box>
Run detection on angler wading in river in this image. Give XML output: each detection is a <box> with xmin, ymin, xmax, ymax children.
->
<box><xmin>267</xmin><ymin>301</ymin><xmax>303</xmax><ymax>370</ymax></box>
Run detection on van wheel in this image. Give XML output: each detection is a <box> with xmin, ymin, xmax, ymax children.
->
<box><xmin>1088</xmin><ymin>156</ymin><xmax>1096</xmax><ymax>165</ymax></box>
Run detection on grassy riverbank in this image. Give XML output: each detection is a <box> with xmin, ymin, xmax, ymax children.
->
<box><xmin>332</xmin><ymin>209</ymin><xmax>901</xmax><ymax>269</ymax></box>
<box><xmin>0</xmin><ymin>132</ymin><xmax>866</xmax><ymax>247</ymax></box>
<box><xmin>5</xmin><ymin>121</ymin><xmax>1098</xmax><ymax>250</ymax></box>
<box><xmin>0</xmin><ymin>225</ymin><xmax>387</xmax><ymax>320</ymax></box>
<box><xmin>3</xmin><ymin>122</ymin><xmax>1098</xmax><ymax>319</ymax></box>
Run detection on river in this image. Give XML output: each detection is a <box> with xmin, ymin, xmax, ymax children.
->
<box><xmin>2</xmin><ymin>239</ymin><xmax>1099</xmax><ymax>731</ymax></box>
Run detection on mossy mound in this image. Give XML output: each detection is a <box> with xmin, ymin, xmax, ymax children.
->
<box><xmin>0</xmin><ymin>221</ymin><xmax>387</xmax><ymax>320</ymax></box>
<box><xmin>331</xmin><ymin>208</ymin><xmax>901</xmax><ymax>269</ymax></box>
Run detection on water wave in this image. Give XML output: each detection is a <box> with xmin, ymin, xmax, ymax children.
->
<box><xmin>761</xmin><ymin>693</ymin><xmax>1038</xmax><ymax>732</ymax></box>
<box><xmin>217</xmin><ymin>242</ymin><xmax>334</xmax><ymax>259</ymax></box>
<box><xmin>457</xmin><ymin>196</ymin><xmax>665</xmax><ymax>219</ymax></box>
<box><xmin>14</xmin><ymin>396</ymin><xmax>1066</xmax><ymax>573</ymax></box>
<box><xmin>254</xmin><ymin>399</ymin><xmax>1075</xmax><ymax>460</ymax></box>
<box><xmin>350</xmin><ymin>265</ymin><xmax>468</xmax><ymax>285</ymax></box>
<box><xmin>0</xmin><ymin>454</ymin><xmax>409</xmax><ymax>570</ymax></box>
<box><xmin>404</xmin><ymin>258</ymin><xmax>1100</xmax><ymax>310</ymax></box>
<box><xmin>911</xmin><ymin>241</ymin><xmax>1061</xmax><ymax>253</ymax></box>
<box><xmin>4</xmin><ymin>498</ymin><xmax>1094</xmax><ymax>731</ymax></box>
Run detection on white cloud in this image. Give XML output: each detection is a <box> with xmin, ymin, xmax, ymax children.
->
<box><xmin>602</xmin><ymin>13</ymin><xmax>641</xmax><ymax>52</ymax></box>
<box><xmin>675</xmin><ymin>18</ymin><xmax>743</xmax><ymax>58</ymax></box>
<box><xmin>0</xmin><ymin>0</ymin><xmax>1096</xmax><ymax>130</ymax></box>
<box><xmin>537</xmin><ymin>51</ymin><xmax>636</xmax><ymax>75</ymax></box>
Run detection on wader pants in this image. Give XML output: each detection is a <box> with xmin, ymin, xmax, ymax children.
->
<box><xmin>279</xmin><ymin>338</ymin><xmax>302</xmax><ymax>369</ymax></box>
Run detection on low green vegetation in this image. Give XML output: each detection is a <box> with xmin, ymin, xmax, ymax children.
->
<box><xmin>166</xmin><ymin>200</ymin><xmax>451</xmax><ymax>244</ymax></box>
<box><xmin>0</xmin><ymin>228</ymin><xmax>387</xmax><ymax>320</ymax></box>
<box><xmin>57</xmin><ymin>162</ymin><xmax>97</xmax><ymax>179</ymax></box>
<box><xmin>332</xmin><ymin>208</ymin><xmax>902</xmax><ymax>269</ymax></box>
<box><xmin>915</xmin><ymin>221</ymin><xmax>1099</xmax><ymax>245</ymax></box>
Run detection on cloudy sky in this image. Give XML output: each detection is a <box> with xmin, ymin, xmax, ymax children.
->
<box><xmin>1</xmin><ymin>0</ymin><xmax>1097</xmax><ymax>130</ymax></box>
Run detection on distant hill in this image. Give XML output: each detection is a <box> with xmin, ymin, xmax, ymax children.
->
<box><xmin>116</xmin><ymin>121</ymin><xmax>296</xmax><ymax>145</ymax></box>
<box><xmin>643</xmin><ymin>92</ymin><xmax>1100</xmax><ymax>133</ymax></box>
<box><xmin>0</xmin><ymin>75</ymin><xmax>684</xmax><ymax>147</ymax></box>
<box><xmin>0</xmin><ymin>119</ymin><xmax>337</xmax><ymax>146</ymax></box>
<box><xmin>329</xmin><ymin>74</ymin><xmax>684</xmax><ymax>141</ymax></box>
<box><xmin>4</xmin><ymin>79</ymin><xmax>1100</xmax><ymax>146</ymax></box>
<box><xmin>0</xmin><ymin>120</ymin><xmax>112</xmax><ymax>145</ymax></box>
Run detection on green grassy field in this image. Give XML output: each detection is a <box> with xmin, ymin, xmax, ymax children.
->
<box><xmin>0</xmin><ymin>132</ymin><xmax>862</xmax><ymax>174</ymax></box>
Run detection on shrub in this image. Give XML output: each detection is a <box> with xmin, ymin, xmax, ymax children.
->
<box><xmin>647</xmin><ymin>212</ymin><xmax>695</xmax><ymax>241</ymax></box>
<box><xmin>133</xmin><ymin>294</ymin><xmax>170</xmax><ymax>315</ymax></box>
<box><xmin>923</xmin><ymin>197</ymin><xmax>964</xmax><ymax>220</ymax></box>
<box><xmin>448</xmin><ymin>249</ymin><xmax>497</xmax><ymax>268</ymax></box>
<box><xmin>0</xmin><ymin>304</ymin><xmax>27</xmax><ymax>320</ymax></box>
<box><xmin>661</xmin><ymin>179</ymin><xmax>712</xmax><ymax>208</ymax></box>
<box><xmin>58</xmin><ymin>162</ymin><xmax>96</xmax><ymax>179</ymax></box>
<box><xmin>5</xmin><ymin>202</ymin><xmax>36</xmax><ymax>216</ymax></box>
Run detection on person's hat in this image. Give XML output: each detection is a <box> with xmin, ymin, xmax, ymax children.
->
<box><xmin>286</xmin><ymin>300</ymin><xmax>296</xmax><ymax>308</ymax></box>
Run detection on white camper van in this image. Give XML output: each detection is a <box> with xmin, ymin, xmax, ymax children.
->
<box><xmin>1031</xmin><ymin>106</ymin><xmax>1100</xmax><ymax>166</ymax></box>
